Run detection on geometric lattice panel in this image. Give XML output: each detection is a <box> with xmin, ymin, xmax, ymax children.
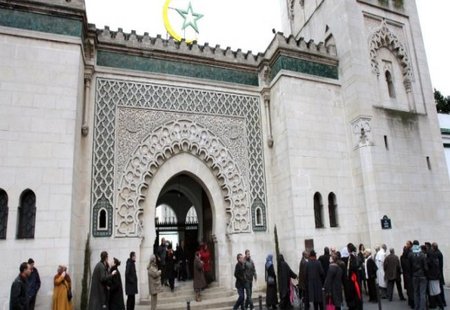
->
<box><xmin>92</xmin><ymin>78</ymin><xmax>268</xmax><ymax>237</ymax></box>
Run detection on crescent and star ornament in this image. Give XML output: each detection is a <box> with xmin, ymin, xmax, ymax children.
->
<box><xmin>163</xmin><ymin>0</ymin><xmax>204</xmax><ymax>43</ymax></box>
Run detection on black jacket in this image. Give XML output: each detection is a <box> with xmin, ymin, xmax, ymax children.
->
<box><xmin>400</xmin><ymin>248</ymin><xmax>412</xmax><ymax>278</ymax></box>
<box><xmin>27</xmin><ymin>268</ymin><xmax>40</xmax><ymax>299</ymax></box>
<box><xmin>435</xmin><ymin>249</ymin><xmax>445</xmax><ymax>283</ymax></box>
<box><xmin>125</xmin><ymin>259</ymin><xmax>138</xmax><ymax>295</ymax></box>
<box><xmin>234</xmin><ymin>262</ymin><xmax>246</xmax><ymax>289</ymax></box>
<box><xmin>427</xmin><ymin>251</ymin><xmax>441</xmax><ymax>281</ymax></box>
<box><xmin>409</xmin><ymin>247</ymin><xmax>428</xmax><ymax>278</ymax></box>
<box><xmin>109</xmin><ymin>266</ymin><xmax>125</xmax><ymax>310</ymax></box>
<box><xmin>10</xmin><ymin>275</ymin><xmax>28</xmax><ymax>310</ymax></box>
<box><xmin>366</xmin><ymin>257</ymin><xmax>378</xmax><ymax>280</ymax></box>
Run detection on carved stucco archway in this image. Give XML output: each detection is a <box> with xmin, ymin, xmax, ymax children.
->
<box><xmin>116</xmin><ymin>119</ymin><xmax>250</xmax><ymax>237</ymax></box>
<box><xmin>369</xmin><ymin>20</ymin><xmax>413</xmax><ymax>91</ymax></box>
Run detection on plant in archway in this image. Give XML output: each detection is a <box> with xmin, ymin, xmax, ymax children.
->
<box><xmin>81</xmin><ymin>234</ymin><xmax>91</xmax><ymax>310</ymax></box>
<box><xmin>274</xmin><ymin>225</ymin><xmax>280</xmax><ymax>284</ymax></box>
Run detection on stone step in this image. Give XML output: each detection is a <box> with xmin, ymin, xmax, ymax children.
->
<box><xmin>138</xmin><ymin>295</ymin><xmax>265</xmax><ymax>310</ymax></box>
<box><xmin>158</xmin><ymin>288</ymin><xmax>235</xmax><ymax>304</ymax></box>
<box><xmin>158</xmin><ymin>281</ymin><xmax>220</xmax><ymax>297</ymax></box>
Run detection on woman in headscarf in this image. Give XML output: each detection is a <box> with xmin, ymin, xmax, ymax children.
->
<box><xmin>278</xmin><ymin>254</ymin><xmax>297</xmax><ymax>309</ymax></box>
<box><xmin>109</xmin><ymin>258</ymin><xmax>125</xmax><ymax>310</ymax></box>
<box><xmin>147</xmin><ymin>255</ymin><xmax>162</xmax><ymax>310</ymax></box>
<box><xmin>193</xmin><ymin>251</ymin><xmax>207</xmax><ymax>302</ymax></box>
<box><xmin>52</xmin><ymin>265</ymin><xmax>72</xmax><ymax>310</ymax></box>
<box><xmin>265</xmin><ymin>254</ymin><xmax>278</xmax><ymax>309</ymax></box>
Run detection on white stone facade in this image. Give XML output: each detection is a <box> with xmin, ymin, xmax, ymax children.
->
<box><xmin>0</xmin><ymin>0</ymin><xmax>449</xmax><ymax>309</ymax></box>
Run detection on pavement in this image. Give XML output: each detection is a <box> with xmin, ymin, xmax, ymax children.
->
<box><xmin>135</xmin><ymin>286</ymin><xmax>450</xmax><ymax>310</ymax></box>
<box><xmin>361</xmin><ymin>286</ymin><xmax>450</xmax><ymax>310</ymax></box>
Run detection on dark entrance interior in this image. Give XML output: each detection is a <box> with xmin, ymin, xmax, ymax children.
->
<box><xmin>154</xmin><ymin>174</ymin><xmax>214</xmax><ymax>280</ymax></box>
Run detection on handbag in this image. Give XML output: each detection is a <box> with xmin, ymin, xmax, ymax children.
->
<box><xmin>326</xmin><ymin>297</ymin><xmax>335</xmax><ymax>310</ymax></box>
<box><xmin>291</xmin><ymin>283</ymin><xmax>301</xmax><ymax>308</ymax></box>
<box><xmin>267</xmin><ymin>275</ymin><xmax>275</xmax><ymax>285</ymax></box>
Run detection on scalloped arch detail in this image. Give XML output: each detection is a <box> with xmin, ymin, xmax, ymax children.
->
<box><xmin>116</xmin><ymin>119</ymin><xmax>250</xmax><ymax>237</ymax></box>
<box><xmin>369</xmin><ymin>20</ymin><xmax>413</xmax><ymax>90</ymax></box>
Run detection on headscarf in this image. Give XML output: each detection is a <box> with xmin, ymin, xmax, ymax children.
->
<box><xmin>147</xmin><ymin>254</ymin><xmax>157</xmax><ymax>269</ymax></box>
<box><xmin>265</xmin><ymin>254</ymin><xmax>273</xmax><ymax>269</ymax></box>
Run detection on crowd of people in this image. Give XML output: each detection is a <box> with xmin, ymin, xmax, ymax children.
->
<box><xmin>8</xmin><ymin>251</ymin><xmax>138</xmax><ymax>310</ymax></box>
<box><xmin>9</xmin><ymin>239</ymin><xmax>446</xmax><ymax>310</ymax></box>
<box><xmin>255</xmin><ymin>240</ymin><xmax>446</xmax><ymax>310</ymax></box>
<box><xmin>154</xmin><ymin>237</ymin><xmax>214</xmax><ymax>303</ymax></box>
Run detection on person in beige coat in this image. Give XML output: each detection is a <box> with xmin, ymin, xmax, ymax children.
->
<box><xmin>147</xmin><ymin>255</ymin><xmax>162</xmax><ymax>310</ymax></box>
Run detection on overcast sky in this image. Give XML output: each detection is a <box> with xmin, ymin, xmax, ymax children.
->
<box><xmin>85</xmin><ymin>0</ymin><xmax>450</xmax><ymax>96</ymax></box>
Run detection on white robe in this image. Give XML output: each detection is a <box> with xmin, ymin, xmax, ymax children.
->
<box><xmin>375</xmin><ymin>249</ymin><xmax>386</xmax><ymax>288</ymax></box>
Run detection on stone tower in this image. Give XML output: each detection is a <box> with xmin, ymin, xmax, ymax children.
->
<box><xmin>275</xmin><ymin>0</ymin><xmax>450</xmax><ymax>253</ymax></box>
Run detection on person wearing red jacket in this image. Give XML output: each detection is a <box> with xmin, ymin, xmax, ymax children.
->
<box><xmin>199</xmin><ymin>243</ymin><xmax>212</xmax><ymax>284</ymax></box>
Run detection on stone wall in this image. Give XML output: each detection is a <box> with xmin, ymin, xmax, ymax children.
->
<box><xmin>0</xmin><ymin>28</ymin><xmax>84</xmax><ymax>308</ymax></box>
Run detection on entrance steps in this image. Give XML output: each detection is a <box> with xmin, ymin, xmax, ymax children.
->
<box><xmin>138</xmin><ymin>280</ymin><xmax>266</xmax><ymax>310</ymax></box>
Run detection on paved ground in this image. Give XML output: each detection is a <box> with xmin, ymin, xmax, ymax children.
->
<box><xmin>136</xmin><ymin>285</ymin><xmax>449</xmax><ymax>309</ymax></box>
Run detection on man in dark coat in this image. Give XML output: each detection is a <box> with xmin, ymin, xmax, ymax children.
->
<box><xmin>175</xmin><ymin>243</ymin><xmax>187</xmax><ymax>281</ymax></box>
<box><xmin>125</xmin><ymin>252</ymin><xmax>138</xmax><ymax>310</ymax></box>
<box><xmin>88</xmin><ymin>251</ymin><xmax>116</xmax><ymax>310</ymax></box>
<box><xmin>10</xmin><ymin>262</ymin><xmax>31</xmax><ymax>310</ymax></box>
<box><xmin>305</xmin><ymin>250</ymin><xmax>325</xmax><ymax>310</ymax></box>
<box><xmin>365</xmin><ymin>249</ymin><xmax>378</xmax><ymax>303</ymax></box>
<box><xmin>244</xmin><ymin>249</ymin><xmax>257</xmax><ymax>310</ymax></box>
<box><xmin>278</xmin><ymin>254</ymin><xmax>297</xmax><ymax>309</ymax></box>
<box><xmin>298</xmin><ymin>251</ymin><xmax>309</xmax><ymax>309</ymax></box>
<box><xmin>318</xmin><ymin>247</ymin><xmax>330</xmax><ymax>278</ymax></box>
<box><xmin>401</xmin><ymin>241</ymin><xmax>414</xmax><ymax>308</ymax></box>
<box><xmin>26</xmin><ymin>258</ymin><xmax>40</xmax><ymax>310</ymax></box>
<box><xmin>233</xmin><ymin>253</ymin><xmax>246</xmax><ymax>310</ymax></box>
<box><xmin>409</xmin><ymin>240</ymin><xmax>428</xmax><ymax>310</ymax></box>
<box><xmin>383</xmin><ymin>248</ymin><xmax>405</xmax><ymax>301</ymax></box>
<box><xmin>156</xmin><ymin>238</ymin><xmax>167</xmax><ymax>285</ymax></box>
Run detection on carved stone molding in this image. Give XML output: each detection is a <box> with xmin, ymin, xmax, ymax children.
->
<box><xmin>289</xmin><ymin>0</ymin><xmax>295</xmax><ymax>20</ymax></box>
<box><xmin>369</xmin><ymin>20</ymin><xmax>413</xmax><ymax>91</ymax></box>
<box><xmin>351</xmin><ymin>116</ymin><xmax>374</xmax><ymax>149</ymax></box>
<box><xmin>117</xmin><ymin>119</ymin><xmax>250</xmax><ymax>237</ymax></box>
<box><xmin>92</xmin><ymin>78</ymin><xmax>268</xmax><ymax>237</ymax></box>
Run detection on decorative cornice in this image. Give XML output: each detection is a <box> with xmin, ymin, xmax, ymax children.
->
<box><xmin>96</xmin><ymin>26</ymin><xmax>262</xmax><ymax>67</ymax></box>
<box><xmin>0</xmin><ymin>6</ymin><xmax>83</xmax><ymax>37</ymax></box>
<box><xmin>93</xmin><ymin>27</ymin><xmax>339</xmax><ymax>84</ymax></box>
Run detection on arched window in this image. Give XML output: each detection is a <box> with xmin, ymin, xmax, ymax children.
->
<box><xmin>185</xmin><ymin>206</ymin><xmax>198</xmax><ymax>224</ymax></box>
<box><xmin>0</xmin><ymin>189</ymin><xmax>8</xmax><ymax>239</ymax></box>
<box><xmin>328</xmin><ymin>192</ymin><xmax>338</xmax><ymax>228</ymax></box>
<box><xmin>98</xmin><ymin>208</ymin><xmax>107</xmax><ymax>230</ymax></box>
<box><xmin>385</xmin><ymin>70</ymin><xmax>396</xmax><ymax>98</ymax></box>
<box><xmin>314</xmin><ymin>192</ymin><xmax>324</xmax><ymax>228</ymax></box>
<box><xmin>155</xmin><ymin>204</ymin><xmax>177</xmax><ymax>225</ymax></box>
<box><xmin>255</xmin><ymin>207</ymin><xmax>263</xmax><ymax>226</ymax></box>
<box><xmin>17</xmin><ymin>189</ymin><xmax>36</xmax><ymax>239</ymax></box>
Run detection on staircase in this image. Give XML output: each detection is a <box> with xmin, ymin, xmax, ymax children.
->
<box><xmin>137</xmin><ymin>280</ymin><xmax>265</xmax><ymax>310</ymax></box>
